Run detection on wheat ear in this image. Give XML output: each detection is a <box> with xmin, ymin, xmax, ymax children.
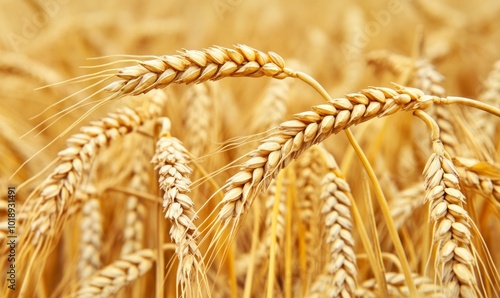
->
<box><xmin>251</xmin><ymin>78</ymin><xmax>291</xmax><ymax>133</ymax></box>
<box><xmin>413</xmin><ymin>58</ymin><xmax>464</xmax><ymax>159</ymax></box>
<box><xmin>295</xmin><ymin>146</ymin><xmax>325</xmax><ymax>273</ymax></box>
<box><xmin>75</xmin><ymin>249</ymin><xmax>155</xmax><ymax>298</ymax></box>
<box><xmin>216</xmin><ymin>85</ymin><xmax>436</xmax><ymax>224</ymax></box>
<box><xmin>475</xmin><ymin>60</ymin><xmax>500</xmax><ymax>154</ymax></box>
<box><xmin>308</xmin><ymin>146</ymin><xmax>357</xmax><ymax>298</ymax></box>
<box><xmin>78</xmin><ymin>185</ymin><xmax>103</xmax><ymax>279</ymax></box>
<box><xmin>120</xmin><ymin>145</ymin><xmax>150</xmax><ymax>256</ymax></box>
<box><xmin>0</xmin><ymin>52</ymin><xmax>64</xmax><ymax>86</ymax></box>
<box><xmin>415</xmin><ymin>110</ymin><xmax>479</xmax><ymax>297</ymax></box>
<box><xmin>151</xmin><ymin>118</ymin><xmax>203</xmax><ymax>290</ymax></box>
<box><xmin>101</xmin><ymin>44</ymin><xmax>290</xmax><ymax>98</ymax></box>
<box><xmin>181</xmin><ymin>83</ymin><xmax>214</xmax><ymax>157</ymax></box>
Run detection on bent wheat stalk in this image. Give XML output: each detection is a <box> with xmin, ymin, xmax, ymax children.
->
<box><xmin>414</xmin><ymin>110</ymin><xmax>480</xmax><ymax>297</ymax></box>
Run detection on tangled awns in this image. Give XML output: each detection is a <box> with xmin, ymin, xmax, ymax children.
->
<box><xmin>2</xmin><ymin>1</ymin><xmax>500</xmax><ymax>297</ymax></box>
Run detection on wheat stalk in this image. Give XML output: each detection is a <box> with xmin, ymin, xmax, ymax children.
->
<box><xmin>181</xmin><ymin>83</ymin><xmax>214</xmax><ymax>158</ymax></box>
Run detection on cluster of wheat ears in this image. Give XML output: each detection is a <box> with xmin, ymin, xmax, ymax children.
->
<box><xmin>2</xmin><ymin>1</ymin><xmax>500</xmax><ymax>297</ymax></box>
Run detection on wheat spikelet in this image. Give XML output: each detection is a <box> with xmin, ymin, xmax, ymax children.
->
<box><xmin>414</xmin><ymin>59</ymin><xmax>446</xmax><ymax>98</ymax></box>
<box><xmin>308</xmin><ymin>146</ymin><xmax>357</xmax><ymax>298</ymax></box>
<box><xmin>216</xmin><ymin>85</ymin><xmax>436</xmax><ymax>224</ymax></box>
<box><xmin>417</xmin><ymin>111</ymin><xmax>479</xmax><ymax>297</ymax></box>
<box><xmin>75</xmin><ymin>249</ymin><xmax>155</xmax><ymax>297</ymax></box>
<box><xmin>151</xmin><ymin>117</ymin><xmax>202</xmax><ymax>289</ymax></box>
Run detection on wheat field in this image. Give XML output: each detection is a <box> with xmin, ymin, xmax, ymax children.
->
<box><xmin>1</xmin><ymin>0</ymin><xmax>500</xmax><ymax>297</ymax></box>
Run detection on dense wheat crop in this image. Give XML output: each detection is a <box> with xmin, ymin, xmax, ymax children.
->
<box><xmin>2</xmin><ymin>0</ymin><xmax>500</xmax><ymax>297</ymax></box>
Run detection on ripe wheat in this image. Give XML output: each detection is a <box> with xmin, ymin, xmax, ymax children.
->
<box><xmin>3</xmin><ymin>5</ymin><xmax>500</xmax><ymax>297</ymax></box>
